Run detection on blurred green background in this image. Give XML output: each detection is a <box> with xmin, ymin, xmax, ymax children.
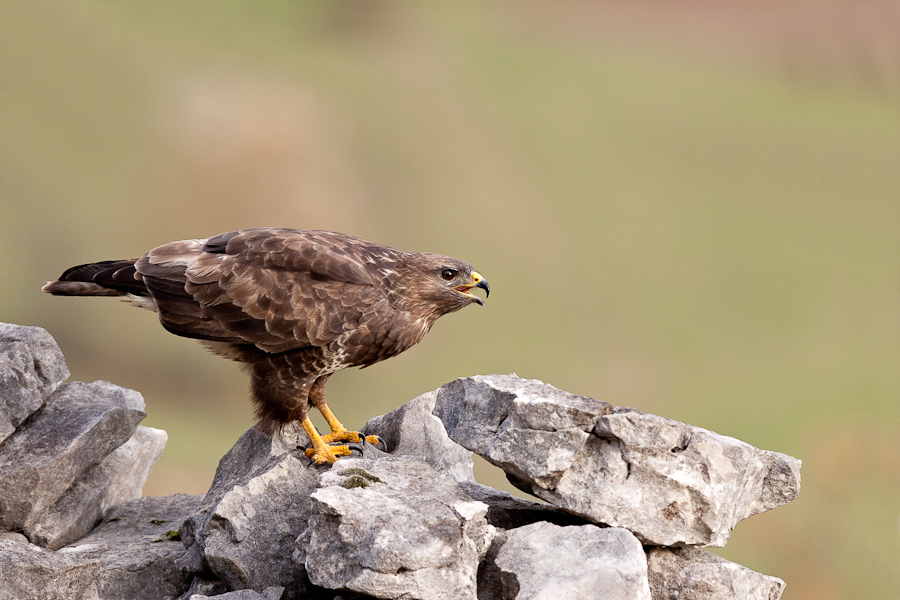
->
<box><xmin>2</xmin><ymin>1</ymin><xmax>899</xmax><ymax>597</ymax></box>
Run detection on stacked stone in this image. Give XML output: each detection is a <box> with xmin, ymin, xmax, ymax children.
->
<box><xmin>178</xmin><ymin>376</ymin><xmax>799</xmax><ymax>600</ymax></box>
<box><xmin>0</xmin><ymin>324</ymin><xmax>800</xmax><ymax>600</ymax></box>
<box><xmin>433</xmin><ymin>375</ymin><xmax>800</xmax><ymax>600</ymax></box>
<box><xmin>0</xmin><ymin>323</ymin><xmax>189</xmax><ymax>599</ymax></box>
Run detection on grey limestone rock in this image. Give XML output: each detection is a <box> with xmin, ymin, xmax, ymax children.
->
<box><xmin>302</xmin><ymin>457</ymin><xmax>493</xmax><ymax>600</ymax></box>
<box><xmin>178</xmin><ymin>577</ymin><xmax>230</xmax><ymax>600</ymax></box>
<box><xmin>361</xmin><ymin>390</ymin><xmax>475</xmax><ymax>484</ymax></box>
<box><xmin>0</xmin><ymin>538</ymin><xmax>98</xmax><ymax>600</ymax></box>
<box><xmin>57</xmin><ymin>493</ymin><xmax>201</xmax><ymax>600</ymax></box>
<box><xmin>0</xmin><ymin>322</ymin><xmax>70</xmax><ymax>444</ymax></box>
<box><xmin>188</xmin><ymin>587</ymin><xmax>285</xmax><ymax>600</ymax></box>
<box><xmin>29</xmin><ymin>425</ymin><xmax>168</xmax><ymax>549</ymax></box>
<box><xmin>434</xmin><ymin>374</ymin><xmax>801</xmax><ymax>547</ymax></box>
<box><xmin>178</xmin><ymin>424</ymin><xmax>327</xmax><ymax>598</ymax></box>
<box><xmin>646</xmin><ymin>546</ymin><xmax>785</xmax><ymax>600</ymax></box>
<box><xmin>493</xmin><ymin>522</ymin><xmax>651</xmax><ymax>600</ymax></box>
<box><xmin>0</xmin><ymin>380</ymin><xmax>146</xmax><ymax>535</ymax></box>
<box><xmin>0</xmin><ymin>531</ymin><xmax>29</xmax><ymax>543</ymax></box>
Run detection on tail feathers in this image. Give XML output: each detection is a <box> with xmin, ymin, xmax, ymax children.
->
<box><xmin>43</xmin><ymin>259</ymin><xmax>145</xmax><ymax>297</ymax></box>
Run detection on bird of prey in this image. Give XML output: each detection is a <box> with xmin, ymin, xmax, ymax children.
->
<box><xmin>43</xmin><ymin>228</ymin><xmax>489</xmax><ymax>464</ymax></box>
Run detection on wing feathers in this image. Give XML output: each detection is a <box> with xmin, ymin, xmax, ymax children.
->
<box><xmin>132</xmin><ymin>228</ymin><xmax>395</xmax><ymax>353</ymax></box>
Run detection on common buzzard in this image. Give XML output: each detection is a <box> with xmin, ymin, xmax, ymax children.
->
<box><xmin>43</xmin><ymin>228</ymin><xmax>489</xmax><ymax>463</ymax></box>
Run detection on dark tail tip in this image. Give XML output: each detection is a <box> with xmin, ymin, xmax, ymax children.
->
<box><xmin>43</xmin><ymin>259</ymin><xmax>144</xmax><ymax>297</ymax></box>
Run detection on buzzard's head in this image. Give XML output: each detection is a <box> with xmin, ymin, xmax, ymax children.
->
<box><xmin>392</xmin><ymin>253</ymin><xmax>490</xmax><ymax>318</ymax></box>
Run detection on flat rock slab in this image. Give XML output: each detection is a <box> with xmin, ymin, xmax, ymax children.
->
<box><xmin>30</xmin><ymin>425</ymin><xmax>168</xmax><ymax>549</ymax></box>
<box><xmin>493</xmin><ymin>522</ymin><xmax>651</xmax><ymax>600</ymax></box>
<box><xmin>646</xmin><ymin>547</ymin><xmax>785</xmax><ymax>600</ymax></box>
<box><xmin>302</xmin><ymin>457</ymin><xmax>493</xmax><ymax>600</ymax></box>
<box><xmin>0</xmin><ymin>323</ymin><xmax>70</xmax><ymax>444</ymax></box>
<box><xmin>434</xmin><ymin>374</ymin><xmax>801</xmax><ymax>547</ymax></box>
<box><xmin>58</xmin><ymin>493</ymin><xmax>202</xmax><ymax>600</ymax></box>
<box><xmin>0</xmin><ymin>380</ymin><xmax>146</xmax><ymax>534</ymax></box>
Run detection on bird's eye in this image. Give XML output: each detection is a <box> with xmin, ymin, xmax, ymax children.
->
<box><xmin>441</xmin><ymin>268</ymin><xmax>457</xmax><ymax>281</ymax></box>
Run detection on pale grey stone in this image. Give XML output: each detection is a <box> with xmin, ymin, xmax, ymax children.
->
<box><xmin>646</xmin><ymin>547</ymin><xmax>785</xmax><ymax>600</ymax></box>
<box><xmin>0</xmin><ymin>380</ymin><xmax>146</xmax><ymax>534</ymax></box>
<box><xmin>0</xmin><ymin>531</ymin><xmax>29</xmax><ymax>544</ymax></box>
<box><xmin>30</xmin><ymin>425</ymin><xmax>168</xmax><ymax>549</ymax></box>
<box><xmin>177</xmin><ymin>577</ymin><xmax>229</xmax><ymax>600</ymax></box>
<box><xmin>0</xmin><ymin>322</ymin><xmax>70</xmax><ymax>444</ymax></box>
<box><xmin>57</xmin><ymin>494</ymin><xmax>201</xmax><ymax>600</ymax></box>
<box><xmin>434</xmin><ymin>374</ymin><xmax>801</xmax><ymax>547</ymax></box>
<box><xmin>0</xmin><ymin>538</ymin><xmax>99</xmax><ymax>600</ymax></box>
<box><xmin>434</xmin><ymin>375</ymin><xmax>610</xmax><ymax>488</ymax></box>
<box><xmin>493</xmin><ymin>522</ymin><xmax>651</xmax><ymax>600</ymax></box>
<box><xmin>361</xmin><ymin>390</ymin><xmax>475</xmax><ymax>484</ymax></box>
<box><xmin>178</xmin><ymin>424</ymin><xmax>325</xmax><ymax>599</ymax></box>
<box><xmin>302</xmin><ymin>457</ymin><xmax>493</xmax><ymax>600</ymax></box>
<box><xmin>188</xmin><ymin>587</ymin><xmax>285</xmax><ymax>599</ymax></box>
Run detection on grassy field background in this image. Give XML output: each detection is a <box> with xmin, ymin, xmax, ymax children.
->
<box><xmin>2</xmin><ymin>1</ymin><xmax>899</xmax><ymax>598</ymax></box>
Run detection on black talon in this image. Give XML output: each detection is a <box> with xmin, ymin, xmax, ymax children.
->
<box><xmin>346</xmin><ymin>442</ymin><xmax>365</xmax><ymax>456</ymax></box>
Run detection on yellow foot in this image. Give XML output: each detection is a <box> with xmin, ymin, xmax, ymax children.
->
<box><xmin>305</xmin><ymin>443</ymin><xmax>352</xmax><ymax>464</ymax></box>
<box><xmin>321</xmin><ymin>428</ymin><xmax>381</xmax><ymax>447</ymax></box>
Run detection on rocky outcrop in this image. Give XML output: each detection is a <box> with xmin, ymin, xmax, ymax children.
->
<box><xmin>433</xmin><ymin>374</ymin><xmax>801</xmax><ymax>547</ymax></box>
<box><xmin>301</xmin><ymin>457</ymin><xmax>492</xmax><ymax>600</ymax></box>
<box><xmin>0</xmin><ymin>324</ymin><xmax>798</xmax><ymax>600</ymax></box>
<box><xmin>27</xmin><ymin>424</ymin><xmax>168</xmax><ymax>549</ymax></box>
<box><xmin>177</xmin><ymin>425</ymin><xmax>323</xmax><ymax>599</ymax></box>
<box><xmin>646</xmin><ymin>547</ymin><xmax>787</xmax><ymax>600</ymax></box>
<box><xmin>57</xmin><ymin>494</ymin><xmax>202</xmax><ymax>599</ymax></box>
<box><xmin>0</xmin><ymin>493</ymin><xmax>200</xmax><ymax>600</ymax></box>
<box><xmin>0</xmin><ymin>324</ymin><xmax>164</xmax><ymax>551</ymax></box>
<box><xmin>361</xmin><ymin>390</ymin><xmax>475</xmax><ymax>484</ymax></box>
<box><xmin>0</xmin><ymin>322</ymin><xmax>70</xmax><ymax>444</ymax></box>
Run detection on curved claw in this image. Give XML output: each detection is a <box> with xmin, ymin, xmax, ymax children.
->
<box><xmin>347</xmin><ymin>442</ymin><xmax>365</xmax><ymax>457</ymax></box>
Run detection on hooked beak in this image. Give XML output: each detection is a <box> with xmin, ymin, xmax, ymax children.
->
<box><xmin>454</xmin><ymin>271</ymin><xmax>490</xmax><ymax>306</ymax></box>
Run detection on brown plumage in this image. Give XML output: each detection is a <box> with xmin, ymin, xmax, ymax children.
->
<box><xmin>43</xmin><ymin>228</ymin><xmax>489</xmax><ymax>463</ymax></box>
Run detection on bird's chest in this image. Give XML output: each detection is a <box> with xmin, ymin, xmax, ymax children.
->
<box><xmin>325</xmin><ymin>311</ymin><xmax>431</xmax><ymax>369</ymax></box>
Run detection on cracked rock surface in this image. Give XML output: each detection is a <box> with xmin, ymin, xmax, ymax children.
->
<box><xmin>0</xmin><ymin>379</ymin><xmax>147</xmax><ymax>536</ymax></box>
<box><xmin>0</xmin><ymin>323</ymin><xmax>70</xmax><ymax>444</ymax></box>
<box><xmin>646</xmin><ymin>546</ymin><xmax>786</xmax><ymax>600</ymax></box>
<box><xmin>362</xmin><ymin>389</ymin><xmax>475</xmax><ymax>484</ymax></box>
<box><xmin>177</xmin><ymin>425</ymin><xmax>323</xmax><ymax>599</ymax></box>
<box><xmin>493</xmin><ymin>522</ymin><xmax>651</xmax><ymax>600</ymax></box>
<box><xmin>434</xmin><ymin>374</ymin><xmax>801</xmax><ymax>547</ymax></box>
<box><xmin>0</xmin><ymin>323</ymin><xmax>797</xmax><ymax>600</ymax></box>
<box><xmin>58</xmin><ymin>493</ymin><xmax>201</xmax><ymax>600</ymax></box>
<box><xmin>301</xmin><ymin>457</ymin><xmax>493</xmax><ymax>600</ymax></box>
<box><xmin>30</xmin><ymin>425</ymin><xmax>168</xmax><ymax>549</ymax></box>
